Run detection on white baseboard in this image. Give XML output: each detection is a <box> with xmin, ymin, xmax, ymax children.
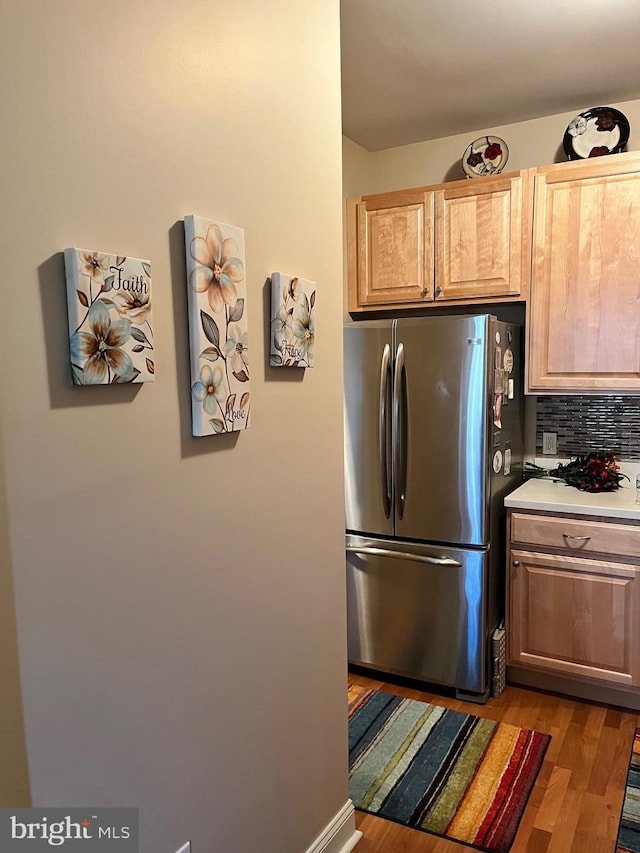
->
<box><xmin>303</xmin><ymin>800</ymin><xmax>362</xmax><ymax>853</ymax></box>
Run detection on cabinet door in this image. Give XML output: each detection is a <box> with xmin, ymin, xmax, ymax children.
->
<box><xmin>528</xmin><ymin>155</ymin><xmax>640</xmax><ymax>392</ymax></box>
<box><xmin>509</xmin><ymin>548</ymin><xmax>640</xmax><ymax>687</ymax></box>
<box><xmin>353</xmin><ymin>190</ymin><xmax>435</xmax><ymax>307</ymax></box>
<box><xmin>435</xmin><ymin>173</ymin><xmax>528</xmax><ymax>301</ymax></box>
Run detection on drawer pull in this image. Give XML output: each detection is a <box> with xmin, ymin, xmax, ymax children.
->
<box><xmin>512</xmin><ymin>560</ymin><xmax>520</xmax><ymax>568</ymax></box>
<box><xmin>562</xmin><ymin>533</ymin><xmax>591</xmax><ymax>548</ymax></box>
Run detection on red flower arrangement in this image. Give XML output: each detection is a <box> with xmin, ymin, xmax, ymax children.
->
<box><xmin>525</xmin><ymin>450</ymin><xmax>628</xmax><ymax>493</ymax></box>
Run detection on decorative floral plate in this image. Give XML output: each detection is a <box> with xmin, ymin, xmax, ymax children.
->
<box><xmin>462</xmin><ymin>136</ymin><xmax>509</xmax><ymax>178</ymax></box>
<box><xmin>563</xmin><ymin>106</ymin><xmax>630</xmax><ymax>160</ymax></box>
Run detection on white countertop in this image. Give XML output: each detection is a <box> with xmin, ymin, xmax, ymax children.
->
<box><xmin>505</xmin><ymin>460</ymin><xmax>640</xmax><ymax>521</ymax></box>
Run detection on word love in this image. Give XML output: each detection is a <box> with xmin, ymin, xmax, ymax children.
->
<box><xmin>109</xmin><ymin>266</ymin><xmax>149</xmax><ymax>294</ymax></box>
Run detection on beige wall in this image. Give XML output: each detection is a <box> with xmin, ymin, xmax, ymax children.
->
<box><xmin>342</xmin><ymin>137</ymin><xmax>374</xmax><ymax>198</ymax></box>
<box><xmin>0</xmin><ymin>3</ymin><xmax>349</xmax><ymax>852</ymax></box>
<box><xmin>345</xmin><ymin>97</ymin><xmax>640</xmax><ymax>194</ymax></box>
<box><xmin>341</xmin><ymin>137</ymin><xmax>373</xmax><ymax>318</ymax></box>
<box><xmin>0</xmin><ymin>425</ymin><xmax>30</xmax><ymax>806</ymax></box>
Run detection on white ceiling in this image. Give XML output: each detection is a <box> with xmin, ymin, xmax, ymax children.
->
<box><xmin>340</xmin><ymin>0</ymin><xmax>640</xmax><ymax>152</ymax></box>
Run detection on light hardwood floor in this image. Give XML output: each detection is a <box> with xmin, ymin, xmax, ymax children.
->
<box><xmin>349</xmin><ymin>669</ymin><xmax>640</xmax><ymax>853</ymax></box>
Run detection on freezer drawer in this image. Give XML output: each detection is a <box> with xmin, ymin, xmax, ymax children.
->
<box><xmin>346</xmin><ymin>536</ymin><xmax>489</xmax><ymax>694</ymax></box>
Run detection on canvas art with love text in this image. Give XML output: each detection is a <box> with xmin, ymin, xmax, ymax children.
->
<box><xmin>184</xmin><ymin>215</ymin><xmax>251</xmax><ymax>436</ymax></box>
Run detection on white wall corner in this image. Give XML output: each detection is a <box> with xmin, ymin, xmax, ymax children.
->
<box><xmin>303</xmin><ymin>800</ymin><xmax>363</xmax><ymax>853</ymax></box>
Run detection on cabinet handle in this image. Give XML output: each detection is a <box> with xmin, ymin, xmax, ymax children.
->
<box><xmin>562</xmin><ymin>534</ymin><xmax>590</xmax><ymax>548</ymax></box>
<box><xmin>435</xmin><ymin>286</ymin><xmax>443</xmax><ymax>296</ymax></box>
<box><xmin>512</xmin><ymin>560</ymin><xmax>520</xmax><ymax>567</ymax></box>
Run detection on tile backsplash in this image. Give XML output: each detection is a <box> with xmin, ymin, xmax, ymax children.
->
<box><xmin>536</xmin><ymin>396</ymin><xmax>640</xmax><ymax>460</ymax></box>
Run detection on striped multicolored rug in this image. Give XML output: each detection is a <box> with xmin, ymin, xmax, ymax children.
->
<box><xmin>348</xmin><ymin>685</ymin><xmax>550</xmax><ymax>853</ymax></box>
<box><xmin>616</xmin><ymin>729</ymin><xmax>640</xmax><ymax>853</ymax></box>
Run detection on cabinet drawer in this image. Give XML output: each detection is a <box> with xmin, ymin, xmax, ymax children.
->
<box><xmin>510</xmin><ymin>512</ymin><xmax>640</xmax><ymax>559</ymax></box>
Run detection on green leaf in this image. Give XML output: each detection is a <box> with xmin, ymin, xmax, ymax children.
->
<box><xmin>209</xmin><ymin>418</ymin><xmax>226</xmax><ymax>434</ymax></box>
<box><xmin>270</xmin><ymin>354</ymin><xmax>283</xmax><ymax>366</ymax></box>
<box><xmin>131</xmin><ymin>327</ymin><xmax>150</xmax><ymax>345</ymax></box>
<box><xmin>116</xmin><ymin>256</ymin><xmax>126</xmax><ymax>266</ymax></box>
<box><xmin>228</xmin><ymin>298</ymin><xmax>244</xmax><ymax>323</ymax></box>
<box><xmin>101</xmin><ymin>275</ymin><xmax>115</xmax><ymax>293</ymax></box>
<box><xmin>71</xmin><ymin>363</ymin><xmax>84</xmax><ymax>385</ymax></box>
<box><xmin>200</xmin><ymin>346</ymin><xmax>220</xmax><ymax>362</ymax></box>
<box><xmin>141</xmin><ymin>262</ymin><xmax>151</xmax><ymax>278</ymax></box>
<box><xmin>310</xmin><ymin>290</ymin><xmax>316</xmax><ymax>309</ymax></box>
<box><xmin>113</xmin><ymin>368</ymin><xmax>141</xmax><ymax>384</ymax></box>
<box><xmin>132</xmin><ymin>344</ymin><xmax>145</xmax><ymax>353</ymax></box>
<box><xmin>200</xmin><ymin>310</ymin><xmax>220</xmax><ymax>348</ymax></box>
<box><xmin>99</xmin><ymin>298</ymin><xmax>115</xmax><ymax>308</ymax></box>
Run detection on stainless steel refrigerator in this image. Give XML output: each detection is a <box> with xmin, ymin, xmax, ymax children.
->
<box><xmin>344</xmin><ymin>314</ymin><xmax>523</xmax><ymax>702</ymax></box>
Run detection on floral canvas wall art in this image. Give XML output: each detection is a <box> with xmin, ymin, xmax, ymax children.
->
<box><xmin>270</xmin><ymin>272</ymin><xmax>315</xmax><ymax>367</ymax></box>
<box><xmin>184</xmin><ymin>215</ymin><xmax>250</xmax><ymax>436</ymax></box>
<box><xmin>64</xmin><ymin>248</ymin><xmax>154</xmax><ymax>385</ymax></box>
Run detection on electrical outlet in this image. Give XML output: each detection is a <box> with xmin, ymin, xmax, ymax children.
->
<box><xmin>542</xmin><ymin>432</ymin><xmax>557</xmax><ymax>455</ymax></box>
<box><xmin>175</xmin><ymin>843</ymin><xmax>190</xmax><ymax>853</ymax></box>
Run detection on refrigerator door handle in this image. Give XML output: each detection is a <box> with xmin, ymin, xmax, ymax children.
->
<box><xmin>379</xmin><ymin>343</ymin><xmax>392</xmax><ymax>519</ymax></box>
<box><xmin>346</xmin><ymin>545</ymin><xmax>462</xmax><ymax>568</ymax></box>
<box><xmin>393</xmin><ymin>341</ymin><xmax>407</xmax><ymax>519</ymax></box>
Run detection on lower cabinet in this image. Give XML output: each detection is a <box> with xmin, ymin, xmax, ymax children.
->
<box><xmin>507</xmin><ymin>510</ymin><xmax>640</xmax><ymax>691</ymax></box>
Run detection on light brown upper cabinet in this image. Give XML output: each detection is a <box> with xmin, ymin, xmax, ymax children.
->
<box><xmin>528</xmin><ymin>151</ymin><xmax>640</xmax><ymax>393</ymax></box>
<box><xmin>347</xmin><ymin>189</ymin><xmax>435</xmax><ymax>309</ymax></box>
<box><xmin>435</xmin><ymin>172</ymin><xmax>530</xmax><ymax>302</ymax></box>
<box><xmin>347</xmin><ymin>171</ymin><xmax>530</xmax><ymax>312</ymax></box>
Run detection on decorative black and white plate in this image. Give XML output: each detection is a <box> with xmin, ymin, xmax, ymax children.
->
<box><xmin>462</xmin><ymin>136</ymin><xmax>509</xmax><ymax>178</ymax></box>
<box><xmin>563</xmin><ymin>107</ymin><xmax>630</xmax><ymax>160</ymax></box>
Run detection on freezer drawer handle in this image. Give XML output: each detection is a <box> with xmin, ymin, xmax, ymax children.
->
<box><xmin>346</xmin><ymin>545</ymin><xmax>461</xmax><ymax>567</ymax></box>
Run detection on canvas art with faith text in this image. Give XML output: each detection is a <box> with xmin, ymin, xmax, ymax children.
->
<box><xmin>184</xmin><ymin>215</ymin><xmax>251</xmax><ymax>436</ymax></box>
<box><xmin>64</xmin><ymin>248</ymin><xmax>154</xmax><ymax>385</ymax></box>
